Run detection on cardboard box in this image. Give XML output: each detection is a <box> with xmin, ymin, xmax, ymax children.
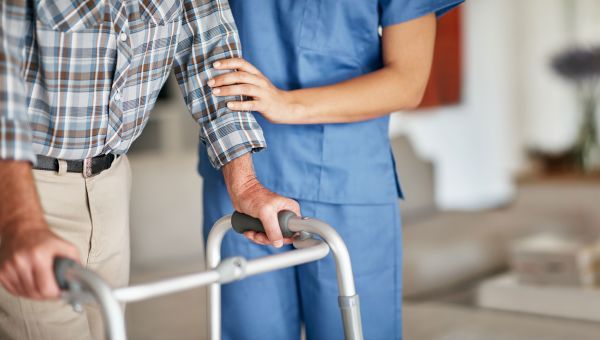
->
<box><xmin>509</xmin><ymin>233</ymin><xmax>600</xmax><ymax>287</ymax></box>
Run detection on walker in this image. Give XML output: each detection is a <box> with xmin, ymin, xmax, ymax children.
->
<box><xmin>54</xmin><ymin>211</ymin><xmax>364</xmax><ymax>340</ymax></box>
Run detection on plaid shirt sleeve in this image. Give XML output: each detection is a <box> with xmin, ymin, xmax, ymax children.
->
<box><xmin>173</xmin><ymin>0</ymin><xmax>266</xmax><ymax>169</ymax></box>
<box><xmin>0</xmin><ymin>0</ymin><xmax>35</xmax><ymax>163</ymax></box>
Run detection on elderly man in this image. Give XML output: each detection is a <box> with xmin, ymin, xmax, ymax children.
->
<box><xmin>0</xmin><ymin>0</ymin><xmax>298</xmax><ymax>339</ymax></box>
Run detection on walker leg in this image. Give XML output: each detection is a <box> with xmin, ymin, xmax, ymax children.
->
<box><xmin>208</xmin><ymin>283</ymin><xmax>221</xmax><ymax>340</ymax></box>
<box><xmin>339</xmin><ymin>295</ymin><xmax>363</xmax><ymax>340</ymax></box>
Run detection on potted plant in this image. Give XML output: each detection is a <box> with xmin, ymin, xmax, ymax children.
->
<box><xmin>552</xmin><ymin>46</ymin><xmax>600</xmax><ymax>174</ymax></box>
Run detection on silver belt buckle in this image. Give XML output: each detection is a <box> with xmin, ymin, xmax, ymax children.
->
<box><xmin>83</xmin><ymin>158</ymin><xmax>93</xmax><ymax>178</ymax></box>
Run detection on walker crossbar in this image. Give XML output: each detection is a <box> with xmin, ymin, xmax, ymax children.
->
<box><xmin>54</xmin><ymin>212</ymin><xmax>364</xmax><ymax>340</ymax></box>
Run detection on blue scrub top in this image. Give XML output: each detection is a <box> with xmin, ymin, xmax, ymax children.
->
<box><xmin>199</xmin><ymin>0</ymin><xmax>464</xmax><ymax>204</ymax></box>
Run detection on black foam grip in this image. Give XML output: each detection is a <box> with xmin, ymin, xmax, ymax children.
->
<box><xmin>231</xmin><ymin>210</ymin><xmax>297</xmax><ymax>238</ymax></box>
<box><xmin>53</xmin><ymin>257</ymin><xmax>78</xmax><ymax>290</ymax></box>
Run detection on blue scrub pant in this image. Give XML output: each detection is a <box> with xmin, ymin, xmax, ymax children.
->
<box><xmin>202</xmin><ymin>183</ymin><xmax>403</xmax><ymax>340</ymax></box>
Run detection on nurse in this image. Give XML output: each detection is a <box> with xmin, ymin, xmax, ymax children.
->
<box><xmin>199</xmin><ymin>1</ymin><xmax>463</xmax><ymax>339</ymax></box>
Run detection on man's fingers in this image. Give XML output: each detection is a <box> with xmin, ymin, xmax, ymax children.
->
<box><xmin>288</xmin><ymin>201</ymin><xmax>301</xmax><ymax>217</ymax></box>
<box><xmin>13</xmin><ymin>256</ymin><xmax>41</xmax><ymax>299</ymax></box>
<box><xmin>32</xmin><ymin>257</ymin><xmax>59</xmax><ymax>299</ymax></box>
<box><xmin>53</xmin><ymin>240</ymin><xmax>81</xmax><ymax>264</ymax></box>
<box><xmin>255</xmin><ymin>233</ymin><xmax>270</xmax><ymax>245</ymax></box>
<box><xmin>246</xmin><ymin>233</ymin><xmax>291</xmax><ymax>246</ymax></box>
<box><xmin>2</xmin><ymin>264</ymin><xmax>26</xmax><ymax>296</ymax></box>
<box><xmin>214</xmin><ymin>58</ymin><xmax>262</xmax><ymax>75</ymax></box>
<box><xmin>258</xmin><ymin>206</ymin><xmax>284</xmax><ymax>248</ymax></box>
<box><xmin>0</xmin><ymin>275</ymin><xmax>19</xmax><ymax>296</ymax></box>
<box><xmin>0</xmin><ymin>271</ymin><xmax>19</xmax><ymax>296</ymax></box>
<box><xmin>243</xmin><ymin>231</ymin><xmax>256</xmax><ymax>239</ymax></box>
<box><xmin>243</xmin><ymin>231</ymin><xmax>262</xmax><ymax>244</ymax></box>
<box><xmin>41</xmin><ymin>242</ymin><xmax>80</xmax><ymax>298</ymax></box>
<box><xmin>243</xmin><ymin>231</ymin><xmax>269</xmax><ymax>245</ymax></box>
<box><xmin>0</xmin><ymin>229</ymin><xmax>80</xmax><ymax>300</ymax></box>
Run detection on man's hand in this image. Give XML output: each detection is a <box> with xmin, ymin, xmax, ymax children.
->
<box><xmin>0</xmin><ymin>160</ymin><xmax>80</xmax><ymax>299</ymax></box>
<box><xmin>222</xmin><ymin>154</ymin><xmax>300</xmax><ymax>248</ymax></box>
<box><xmin>0</xmin><ymin>226</ymin><xmax>79</xmax><ymax>299</ymax></box>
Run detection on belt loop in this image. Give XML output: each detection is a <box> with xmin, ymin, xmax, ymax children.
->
<box><xmin>57</xmin><ymin>160</ymin><xmax>68</xmax><ymax>176</ymax></box>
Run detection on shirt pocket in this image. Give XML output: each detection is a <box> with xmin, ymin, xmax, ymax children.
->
<box><xmin>35</xmin><ymin>0</ymin><xmax>106</xmax><ymax>32</ymax></box>
<box><xmin>298</xmin><ymin>0</ymin><xmax>372</xmax><ymax>60</ymax></box>
<box><xmin>138</xmin><ymin>0</ymin><xmax>182</xmax><ymax>26</ymax></box>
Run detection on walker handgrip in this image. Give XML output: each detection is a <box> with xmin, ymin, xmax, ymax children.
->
<box><xmin>53</xmin><ymin>257</ymin><xmax>78</xmax><ymax>290</ymax></box>
<box><xmin>231</xmin><ymin>210</ymin><xmax>297</xmax><ymax>238</ymax></box>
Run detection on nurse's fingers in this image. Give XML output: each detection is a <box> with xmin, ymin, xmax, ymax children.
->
<box><xmin>214</xmin><ymin>58</ymin><xmax>261</xmax><ymax>75</ymax></box>
<box><xmin>226</xmin><ymin>101</ymin><xmax>262</xmax><ymax>112</ymax></box>
<box><xmin>212</xmin><ymin>84</ymin><xmax>263</xmax><ymax>98</ymax></box>
<box><xmin>208</xmin><ymin>72</ymin><xmax>268</xmax><ymax>89</ymax></box>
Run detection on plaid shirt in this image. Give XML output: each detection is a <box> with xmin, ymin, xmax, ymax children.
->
<box><xmin>0</xmin><ymin>0</ymin><xmax>265</xmax><ymax>169</ymax></box>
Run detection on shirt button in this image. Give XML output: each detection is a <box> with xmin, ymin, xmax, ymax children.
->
<box><xmin>114</xmin><ymin>91</ymin><xmax>121</xmax><ymax>101</ymax></box>
<box><xmin>119</xmin><ymin>32</ymin><xmax>128</xmax><ymax>42</ymax></box>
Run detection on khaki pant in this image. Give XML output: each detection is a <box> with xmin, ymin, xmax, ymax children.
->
<box><xmin>0</xmin><ymin>156</ymin><xmax>132</xmax><ymax>340</ymax></box>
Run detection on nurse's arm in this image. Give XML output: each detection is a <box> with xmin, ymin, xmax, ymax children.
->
<box><xmin>210</xmin><ymin>13</ymin><xmax>437</xmax><ymax>124</ymax></box>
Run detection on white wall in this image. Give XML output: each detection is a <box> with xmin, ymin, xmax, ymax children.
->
<box><xmin>390</xmin><ymin>0</ymin><xmax>519</xmax><ymax>210</ymax></box>
<box><xmin>519</xmin><ymin>0</ymin><xmax>578</xmax><ymax>153</ymax></box>
<box><xmin>390</xmin><ymin>0</ymin><xmax>600</xmax><ymax>210</ymax></box>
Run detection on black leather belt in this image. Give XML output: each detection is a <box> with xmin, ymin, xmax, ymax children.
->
<box><xmin>34</xmin><ymin>154</ymin><xmax>118</xmax><ymax>178</ymax></box>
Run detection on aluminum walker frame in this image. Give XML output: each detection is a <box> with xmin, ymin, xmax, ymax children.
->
<box><xmin>55</xmin><ymin>211</ymin><xmax>364</xmax><ymax>340</ymax></box>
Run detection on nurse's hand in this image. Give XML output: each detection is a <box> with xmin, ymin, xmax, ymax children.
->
<box><xmin>209</xmin><ymin>58</ymin><xmax>299</xmax><ymax>124</ymax></box>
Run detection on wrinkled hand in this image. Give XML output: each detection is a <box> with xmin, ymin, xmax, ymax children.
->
<box><xmin>0</xmin><ymin>226</ymin><xmax>80</xmax><ymax>300</ymax></box>
<box><xmin>229</xmin><ymin>177</ymin><xmax>300</xmax><ymax>248</ymax></box>
<box><xmin>209</xmin><ymin>58</ymin><xmax>300</xmax><ymax>124</ymax></box>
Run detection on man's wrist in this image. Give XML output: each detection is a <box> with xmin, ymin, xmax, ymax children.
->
<box><xmin>221</xmin><ymin>153</ymin><xmax>260</xmax><ymax>208</ymax></box>
<box><xmin>2</xmin><ymin>221</ymin><xmax>48</xmax><ymax>240</ymax></box>
<box><xmin>228</xmin><ymin>175</ymin><xmax>259</xmax><ymax>200</ymax></box>
<box><xmin>0</xmin><ymin>161</ymin><xmax>47</xmax><ymax>236</ymax></box>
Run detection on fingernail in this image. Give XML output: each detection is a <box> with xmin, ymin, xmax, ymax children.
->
<box><xmin>274</xmin><ymin>240</ymin><xmax>283</xmax><ymax>248</ymax></box>
<box><xmin>213</xmin><ymin>61</ymin><xmax>221</xmax><ymax>68</ymax></box>
<box><xmin>213</xmin><ymin>88</ymin><xmax>220</xmax><ymax>94</ymax></box>
<box><xmin>227</xmin><ymin>102</ymin><xmax>234</xmax><ymax>108</ymax></box>
<box><xmin>208</xmin><ymin>79</ymin><xmax>215</xmax><ymax>86</ymax></box>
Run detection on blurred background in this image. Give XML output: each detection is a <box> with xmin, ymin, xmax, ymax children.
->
<box><xmin>123</xmin><ymin>1</ymin><xmax>600</xmax><ymax>339</ymax></box>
